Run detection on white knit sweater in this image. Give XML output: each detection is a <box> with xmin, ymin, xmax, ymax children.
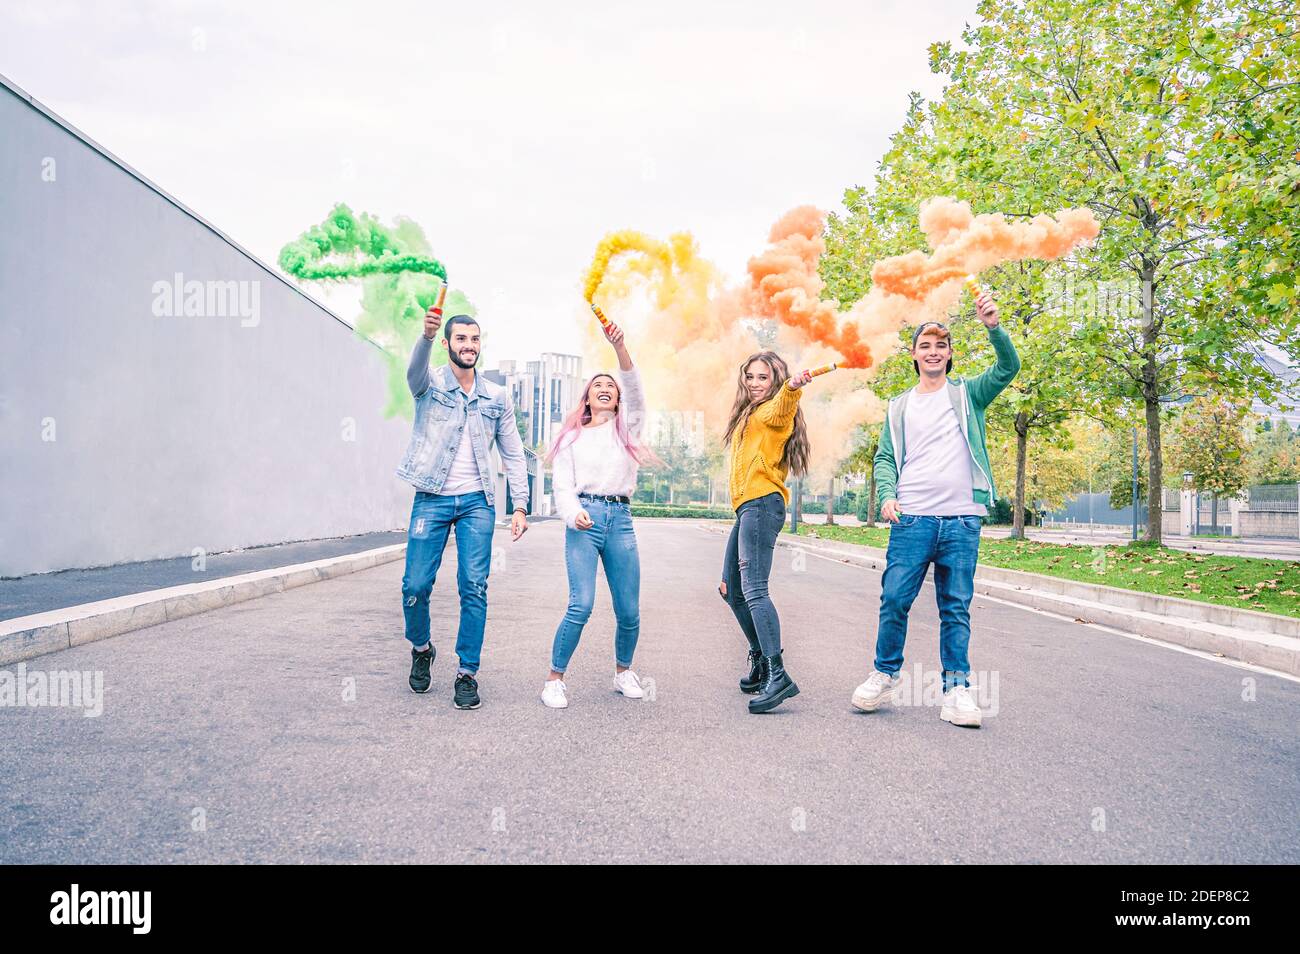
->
<box><xmin>552</xmin><ymin>367</ymin><xmax>646</xmax><ymax>529</ymax></box>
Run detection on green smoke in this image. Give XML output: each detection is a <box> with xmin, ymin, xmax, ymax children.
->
<box><xmin>279</xmin><ymin>204</ymin><xmax>475</xmax><ymax>419</ymax></box>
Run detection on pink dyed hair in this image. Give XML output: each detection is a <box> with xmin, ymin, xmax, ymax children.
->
<box><xmin>545</xmin><ymin>372</ymin><xmax>659</xmax><ymax>467</ymax></box>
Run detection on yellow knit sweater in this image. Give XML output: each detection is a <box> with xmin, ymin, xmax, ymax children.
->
<box><xmin>728</xmin><ymin>384</ymin><xmax>803</xmax><ymax>511</ymax></box>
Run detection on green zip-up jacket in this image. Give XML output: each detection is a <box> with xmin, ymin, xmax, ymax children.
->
<box><xmin>874</xmin><ymin>323</ymin><xmax>1020</xmax><ymax>509</ymax></box>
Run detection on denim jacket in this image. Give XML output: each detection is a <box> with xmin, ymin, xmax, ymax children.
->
<box><xmin>395</xmin><ymin>336</ymin><xmax>530</xmax><ymax>510</ymax></box>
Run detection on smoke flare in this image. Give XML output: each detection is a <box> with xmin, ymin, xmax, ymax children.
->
<box><xmin>280</xmin><ymin>204</ymin><xmax>470</xmax><ymax>419</ymax></box>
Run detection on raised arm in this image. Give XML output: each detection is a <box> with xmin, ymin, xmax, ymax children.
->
<box><xmin>966</xmin><ymin>293</ymin><xmax>1020</xmax><ymax>409</ymax></box>
<box><xmin>752</xmin><ymin>381</ymin><xmax>803</xmax><ymax>429</ymax></box>
<box><xmin>407</xmin><ymin>335</ymin><xmax>434</xmax><ymax>397</ymax></box>
<box><xmin>619</xmin><ymin>367</ymin><xmax>646</xmax><ymax>441</ymax></box>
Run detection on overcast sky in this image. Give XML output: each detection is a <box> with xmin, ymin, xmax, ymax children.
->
<box><xmin>1</xmin><ymin>0</ymin><xmax>978</xmax><ymax>364</ymax></box>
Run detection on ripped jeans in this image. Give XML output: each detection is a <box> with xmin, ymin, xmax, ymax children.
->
<box><xmin>720</xmin><ymin>492</ymin><xmax>786</xmax><ymax>657</ymax></box>
<box><xmin>401</xmin><ymin>490</ymin><xmax>495</xmax><ymax>674</ymax></box>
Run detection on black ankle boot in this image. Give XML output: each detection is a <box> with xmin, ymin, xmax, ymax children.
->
<box><xmin>739</xmin><ymin>650</ymin><xmax>766</xmax><ymax>694</ymax></box>
<box><xmin>748</xmin><ymin>652</ymin><xmax>799</xmax><ymax>713</ymax></box>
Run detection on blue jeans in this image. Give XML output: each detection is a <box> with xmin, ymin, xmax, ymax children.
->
<box><xmin>401</xmin><ymin>491</ymin><xmax>495</xmax><ymax>674</ymax></box>
<box><xmin>551</xmin><ymin>498</ymin><xmax>640</xmax><ymax>673</ymax></box>
<box><xmin>873</xmin><ymin>514</ymin><xmax>982</xmax><ymax>690</ymax></box>
<box><xmin>720</xmin><ymin>492</ymin><xmax>786</xmax><ymax>657</ymax></box>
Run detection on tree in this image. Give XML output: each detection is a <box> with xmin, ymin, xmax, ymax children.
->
<box><xmin>1247</xmin><ymin>416</ymin><xmax>1300</xmax><ymax>484</ymax></box>
<box><xmin>840</xmin><ymin>425</ymin><xmax>881</xmax><ymax>525</ymax></box>
<box><xmin>822</xmin><ymin>78</ymin><xmax>1112</xmax><ymax>543</ymax></box>
<box><xmin>1098</xmin><ymin>424</ymin><xmax>1149</xmax><ymax>511</ymax></box>
<box><xmin>928</xmin><ymin>0</ymin><xmax>1300</xmax><ymax>543</ymax></box>
<box><xmin>1167</xmin><ymin>395</ymin><xmax>1251</xmax><ymax>528</ymax></box>
<box><xmin>988</xmin><ymin>416</ymin><xmax>1093</xmax><ymax>516</ymax></box>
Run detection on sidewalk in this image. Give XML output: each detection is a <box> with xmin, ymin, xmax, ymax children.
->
<box><xmin>987</xmin><ymin>525</ymin><xmax>1300</xmax><ymax>561</ymax></box>
<box><xmin>0</xmin><ymin>531</ymin><xmax>406</xmax><ymax>622</ymax></box>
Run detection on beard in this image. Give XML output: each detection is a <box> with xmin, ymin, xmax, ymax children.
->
<box><xmin>448</xmin><ymin>348</ymin><xmax>478</xmax><ymax>370</ymax></box>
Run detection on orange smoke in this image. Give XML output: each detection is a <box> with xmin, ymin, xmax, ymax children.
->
<box><xmin>870</xmin><ymin>197</ymin><xmax>1100</xmax><ymax>301</ymax></box>
<box><xmin>744</xmin><ymin>206</ymin><xmax>875</xmax><ymax>369</ymax></box>
<box><xmin>742</xmin><ymin>199</ymin><xmax>1098</xmax><ymax>371</ymax></box>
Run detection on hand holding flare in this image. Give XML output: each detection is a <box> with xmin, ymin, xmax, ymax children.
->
<box><xmin>788</xmin><ymin>363</ymin><xmax>836</xmax><ymax>390</ymax></box>
<box><xmin>422</xmin><ymin>280</ymin><xmax>449</xmax><ymax>340</ymax></box>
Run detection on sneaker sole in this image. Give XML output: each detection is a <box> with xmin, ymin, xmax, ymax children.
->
<box><xmin>748</xmin><ymin>683</ymin><xmax>799</xmax><ymax>714</ymax></box>
<box><xmin>940</xmin><ymin>706</ymin><xmax>981</xmax><ymax>728</ymax></box>
<box><xmin>454</xmin><ymin>700</ymin><xmax>482</xmax><ymax>710</ymax></box>
<box><xmin>851</xmin><ymin>687</ymin><xmax>897</xmax><ymax>712</ymax></box>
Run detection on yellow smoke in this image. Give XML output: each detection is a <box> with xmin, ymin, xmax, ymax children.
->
<box><xmin>580</xmin><ymin>225</ymin><xmax>881</xmax><ymax>483</ymax></box>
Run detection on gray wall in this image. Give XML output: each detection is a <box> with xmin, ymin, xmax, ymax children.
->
<box><xmin>0</xmin><ymin>77</ymin><xmax>413</xmax><ymax>577</ymax></box>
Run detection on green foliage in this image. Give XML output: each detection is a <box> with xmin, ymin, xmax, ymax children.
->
<box><xmin>825</xmin><ymin>0</ymin><xmax>1300</xmax><ymax>543</ymax></box>
<box><xmin>1167</xmin><ymin>395</ymin><xmax>1251</xmax><ymax>496</ymax></box>
<box><xmin>1247</xmin><ymin>416</ymin><xmax>1300</xmax><ymax>484</ymax></box>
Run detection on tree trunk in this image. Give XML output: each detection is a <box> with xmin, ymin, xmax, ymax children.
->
<box><xmin>867</xmin><ymin>472</ymin><xmax>877</xmax><ymax>527</ymax></box>
<box><xmin>1012</xmin><ymin>411</ymin><xmax>1029</xmax><ymax>540</ymax></box>
<box><xmin>1140</xmin><ymin>262</ymin><xmax>1163</xmax><ymax>545</ymax></box>
<box><xmin>826</xmin><ymin>477</ymin><xmax>836</xmax><ymax>525</ymax></box>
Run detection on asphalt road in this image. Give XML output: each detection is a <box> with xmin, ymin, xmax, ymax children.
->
<box><xmin>2</xmin><ymin>519</ymin><xmax>1297</xmax><ymax>864</ymax></box>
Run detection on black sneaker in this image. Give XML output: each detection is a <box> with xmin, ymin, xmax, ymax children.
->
<box><xmin>409</xmin><ymin>645</ymin><xmax>435</xmax><ymax>693</ymax></box>
<box><xmin>454</xmin><ymin>673</ymin><xmax>481</xmax><ymax>710</ymax></box>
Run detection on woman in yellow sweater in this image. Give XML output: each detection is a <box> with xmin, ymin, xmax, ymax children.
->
<box><xmin>719</xmin><ymin>351</ymin><xmax>814</xmax><ymax>713</ymax></box>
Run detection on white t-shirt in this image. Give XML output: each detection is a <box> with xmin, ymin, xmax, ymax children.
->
<box><xmin>439</xmin><ymin>391</ymin><xmax>484</xmax><ymax>497</ymax></box>
<box><xmin>895</xmin><ymin>387</ymin><xmax>987</xmax><ymax>517</ymax></box>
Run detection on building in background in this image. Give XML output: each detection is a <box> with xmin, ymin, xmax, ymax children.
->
<box><xmin>1251</xmin><ymin>348</ymin><xmax>1300</xmax><ymax>428</ymax></box>
<box><xmin>483</xmin><ymin>353</ymin><xmax>583</xmax><ymax>452</ymax></box>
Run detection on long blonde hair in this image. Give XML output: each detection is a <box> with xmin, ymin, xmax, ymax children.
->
<box><xmin>722</xmin><ymin>351</ymin><xmax>810</xmax><ymax>477</ymax></box>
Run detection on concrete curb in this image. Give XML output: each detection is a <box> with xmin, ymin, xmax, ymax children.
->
<box><xmin>766</xmin><ymin>531</ymin><xmax>1300</xmax><ymax>678</ymax></box>
<box><xmin>0</xmin><ymin>544</ymin><xmax>407</xmax><ymax>665</ymax></box>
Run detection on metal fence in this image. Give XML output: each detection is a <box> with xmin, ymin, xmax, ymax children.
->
<box><xmin>1044</xmin><ymin>492</ymin><xmax>1147</xmax><ymax>528</ymax></box>
<box><xmin>1246</xmin><ymin>483</ymin><xmax>1300</xmax><ymax>512</ymax></box>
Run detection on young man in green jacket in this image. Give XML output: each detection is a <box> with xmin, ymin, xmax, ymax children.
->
<box><xmin>851</xmin><ymin>291</ymin><xmax>1019</xmax><ymax>728</ymax></box>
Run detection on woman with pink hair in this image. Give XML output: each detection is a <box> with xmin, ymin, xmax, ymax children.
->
<box><xmin>542</xmin><ymin>321</ymin><xmax>653</xmax><ymax>709</ymax></box>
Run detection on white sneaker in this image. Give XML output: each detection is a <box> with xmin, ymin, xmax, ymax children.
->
<box><xmin>940</xmin><ymin>685</ymin><xmax>982</xmax><ymax>728</ymax></box>
<box><xmin>541</xmin><ymin>679</ymin><xmax>568</xmax><ymax>709</ymax></box>
<box><xmin>851</xmin><ymin>670</ymin><xmax>900</xmax><ymax>712</ymax></box>
<box><xmin>613</xmin><ymin>669</ymin><xmax>644</xmax><ymax>699</ymax></box>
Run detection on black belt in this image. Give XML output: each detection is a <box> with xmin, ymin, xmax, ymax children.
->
<box><xmin>579</xmin><ymin>493</ymin><xmax>630</xmax><ymax>504</ymax></box>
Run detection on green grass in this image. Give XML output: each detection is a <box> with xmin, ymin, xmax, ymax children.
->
<box><xmin>790</xmin><ymin>524</ymin><xmax>1300</xmax><ymax>619</ymax></box>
